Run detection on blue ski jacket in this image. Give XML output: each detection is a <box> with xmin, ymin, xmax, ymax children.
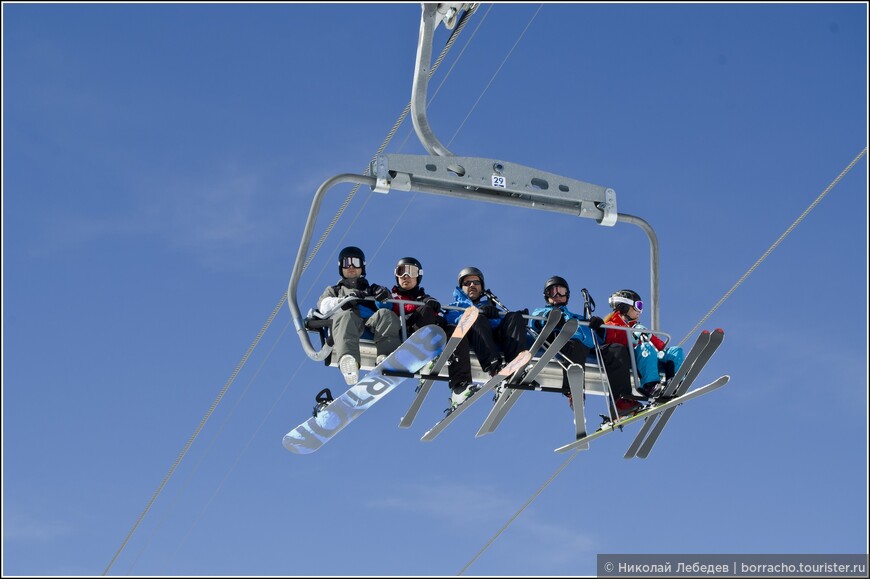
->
<box><xmin>530</xmin><ymin>305</ymin><xmax>595</xmax><ymax>349</ymax></box>
<box><xmin>445</xmin><ymin>286</ymin><xmax>501</xmax><ymax>329</ymax></box>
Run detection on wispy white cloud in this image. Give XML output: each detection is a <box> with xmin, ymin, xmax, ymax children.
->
<box><xmin>3</xmin><ymin>511</ymin><xmax>76</xmax><ymax>542</ymax></box>
<box><xmin>157</xmin><ymin>170</ymin><xmax>266</xmax><ymax>248</ymax></box>
<box><xmin>366</xmin><ymin>480</ymin><xmax>513</xmax><ymax>526</ymax></box>
<box><xmin>365</xmin><ymin>479</ymin><xmax>599</xmax><ymax>570</ymax></box>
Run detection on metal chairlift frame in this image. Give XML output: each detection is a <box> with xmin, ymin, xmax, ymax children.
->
<box><xmin>287</xmin><ymin>3</ymin><xmax>662</xmax><ymax>397</ymax></box>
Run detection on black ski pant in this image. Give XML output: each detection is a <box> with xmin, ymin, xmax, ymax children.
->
<box><xmin>557</xmin><ymin>338</ymin><xmax>591</xmax><ymax>395</ymax></box>
<box><xmin>406</xmin><ymin>305</ymin><xmax>473</xmax><ymax>392</ymax></box>
<box><xmin>597</xmin><ymin>342</ymin><xmax>633</xmax><ymax>401</ymax></box>
<box><xmin>448</xmin><ymin>311</ymin><xmax>527</xmax><ymax>388</ymax></box>
<box><xmin>405</xmin><ymin>304</ymin><xmax>443</xmax><ymax>335</ymax></box>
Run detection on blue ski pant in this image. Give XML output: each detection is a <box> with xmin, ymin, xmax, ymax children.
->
<box><xmin>634</xmin><ymin>343</ymin><xmax>685</xmax><ymax>386</ymax></box>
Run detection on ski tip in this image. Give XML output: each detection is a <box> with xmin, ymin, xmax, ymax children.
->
<box><xmin>714</xmin><ymin>328</ymin><xmax>725</xmax><ymax>334</ymax></box>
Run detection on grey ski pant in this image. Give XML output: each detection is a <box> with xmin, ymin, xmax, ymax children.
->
<box><xmin>331</xmin><ymin>308</ymin><xmax>401</xmax><ymax>364</ymax></box>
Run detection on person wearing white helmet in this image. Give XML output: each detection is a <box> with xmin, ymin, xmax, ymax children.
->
<box><xmin>389</xmin><ymin>257</ymin><xmax>444</xmax><ymax>332</ymax></box>
<box><xmin>603</xmin><ymin>289</ymin><xmax>685</xmax><ymax>400</ymax></box>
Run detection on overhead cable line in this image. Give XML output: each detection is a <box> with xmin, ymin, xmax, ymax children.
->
<box><xmin>447</xmin><ymin>3</ymin><xmax>543</xmax><ymax>147</ymax></box>
<box><xmin>102</xmin><ymin>298</ymin><xmax>285</xmax><ymax>575</ymax></box>
<box><xmin>676</xmin><ymin>146</ymin><xmax>867</xmax><ymax>347</ymax></box>
<box><xmin>458</xmin><ymin>145</ymin><xmax>867</xmax><ymax>575</ymax></box>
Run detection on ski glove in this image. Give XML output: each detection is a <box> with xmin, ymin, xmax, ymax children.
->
<box><xmin>340</xmin><ymin>290</ymin><xmax>366</xmax><ymax>310</ymax></box>
<box><xmin>480</xmin><ymin>303</ymin><xmax>501</xmax><ymax>319</ymax></box>
<box><xmin>423</xmin><ymin>297</ymin><xmax>441</xmax><ymax>312</ymax></box>
<box><xmin>589</xmin><ymin>316</ymin><xmax>604</xmax><ymax>331</ymax></box>
<box><xmin>369</xmin><ymin>284</ymin><xmax>391</xmax><ymax>302</ymax></box>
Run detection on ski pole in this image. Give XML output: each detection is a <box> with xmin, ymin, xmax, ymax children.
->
<box><xmin>582</xmin><ymin>288</ymin><xmax>617</xmax><ymax>422</ymax></box>
<box><xmin>483</xmin><ymin>289</ymin><xmax>509</xmax><ymax>312</ymax></box>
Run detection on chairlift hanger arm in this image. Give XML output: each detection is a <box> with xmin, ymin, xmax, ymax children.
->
<box><xmin>412</xmin><ymin>3</ymin><xmax>476</xmax><ymax>156</ymax></box>
<box><xmin>412</xmin><ymin>4</ymin><xmax>453</xmax><ymax>157</ymax></box>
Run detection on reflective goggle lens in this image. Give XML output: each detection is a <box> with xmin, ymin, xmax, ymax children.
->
<box><xmin>546</xmin><ymin>285</ymin><xmax>568</xmax><ymax>297</ymax></box>
<box><xmin>611</xmin><ymin>295</ymin><xmax>644</xmax><ymax>312</ymax></box>
<box><xmin>341</xmin><ymin>256</ymin><xmax>362</xmax><ymax>268</ymax></box>
<box><xmin>395</xmin><ymin>264</ymin><xmax>421</xmax><ymax>278</ymax></box>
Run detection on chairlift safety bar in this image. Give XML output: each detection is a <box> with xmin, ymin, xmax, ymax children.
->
<box><xmin>287</xmin><ymin>167</ymin><xmax>660</xmax><ymax>361</ymax></box>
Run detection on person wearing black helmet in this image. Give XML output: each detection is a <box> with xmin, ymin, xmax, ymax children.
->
<box><xmin>531</xmin><ymin>277</ymin><xmax>634</xmax><ymax>414</ymax></box>
<box><xmin>317</xmin><ymin>246</ymin><xmax>401</xmax><ymax>385</ymax></box>
<box><xmin>390</xmin><ymin>257</ymin><xmax>444</xmax><ymax>331</ymax></box>
<box><xmin>443</xmin><ymin>266</ymin><xmax>528</xmax><ymax>409</ymax></box>
<box><xmin>603</xmin><ymin>289</ymin><xmax>685</xmax><ymax>399</ymax></box>
<box><xmin>390</xmin><ymin>257</ymin><xmax>473</xmax><ymax>394</ymax></box>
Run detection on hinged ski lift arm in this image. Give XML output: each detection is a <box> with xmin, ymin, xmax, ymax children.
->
<box><xmin>412</xmin><ymin>3</ymin><xmax>476</xmax><ymax>156</ymax></box>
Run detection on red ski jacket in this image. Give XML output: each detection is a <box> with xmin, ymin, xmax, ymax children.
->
<box><xmin>603</xmin><ymin>311</ymin><xmax>666</xmax><ymax>351</ymax></box>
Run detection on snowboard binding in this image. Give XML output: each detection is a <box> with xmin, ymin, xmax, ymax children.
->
<box><xmin>312</xmin><ymin>387</ymin><xmax>335</xmax><ymax>417</ymax></box>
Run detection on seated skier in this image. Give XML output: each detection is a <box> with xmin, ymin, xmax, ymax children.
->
<box><xmin>529</xmin><ymin>276</ymin><xmax>596</xmax><ymax>403</ymax></box>
<box><xmin>443</xmin><ymin>267</ymin><xmax>527</xmax><ymax>409</ymax></box>
<box><xmin>532</xmin><ymin>277</ymin><xmax>635</xmax><ymax>416</ymax></box>
<box><xmin>603</xmin><ymin>289</ymin><xmax>685</xmax><ymax>399</ymax></box>
<box><xmin>389</xmin><ymin>257</ymin><xmax>445</xmax><ymax>333</ymax></box>
<box><xmin>316</xmin><ymin>246</ymin><xmax>401</xmax><ymax>386</ymax></box>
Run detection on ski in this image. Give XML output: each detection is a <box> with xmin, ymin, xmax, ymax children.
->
<box><xmin>554</xmin><ymin>374</ymin><xmax>730</xmax><ymax>453</ymax></box>
<box><xmin>283</xmin><ymin>325</ymin><xmax>446</xmax><ymax>454</ymax></box>
<box><xmin>477</xmin><ymin>317</ymin><xmax>579</xmax><ymax>436</ymax></box>
<box><xmin>420</xmin><ymin>351</ymin><xmax>532</xmax><ymax>442</ymax></box>
<box><xmin>566</xmin><ymin>364</ymin><xmax>586</xmax><ymax>440</ymax></box>
<box><xmin>472</xmin><ymin>309</ymin><xmax>560</xmax><ymax>437</ymax></box>
<box><xmin>622</xmin><ymin>330</ymin><xmax>711</xmax><ymax>458</ymax></box>
<box><xmin>663</xmin><ymin>330</ymin><xmax>714</xmax><ymax>397</ymax></box>
<box><xmin>398</xmin><ymin>307</ymin><xmax>479</xmax><ymax>429</ymax></box>
<box><xmin>632</xmin><ymin>328</ymin><xmax>725</xmax><ymax>459</ymax></box>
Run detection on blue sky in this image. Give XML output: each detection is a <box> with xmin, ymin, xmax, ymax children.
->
<box><xmin>3</xmin><ymin>2</ymin><xmax>867</xmax><ymax>576</ymax></box>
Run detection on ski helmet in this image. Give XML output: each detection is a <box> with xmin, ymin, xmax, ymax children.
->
<box><xmin>338</xmin><ymin>246</ymin><xmax>366</xmax><ymax>277</ymax></box>
<box><xmin>395</xmin><ymin>257</ymin><xmax>423</xmax><ymax>285</ymax></box>
<box><xmin>609</xmin><ymin>289</ymin><xmax>643</xmax><ymax>314</ymax></box>
<box><xmin>457</xmin><ymin>266</ymin><xmax>485</xmax><ymax>290</ymax></box>
<box><xmin>543</xmin><ymin>276</ymin><xmax>570</xmax><ymax>301</ymax></box>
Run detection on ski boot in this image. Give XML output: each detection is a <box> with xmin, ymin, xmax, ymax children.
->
<box><xmin>446</xmin><ymin>382</ymin><xmax>479</xmax><ymax>415</ymax></box>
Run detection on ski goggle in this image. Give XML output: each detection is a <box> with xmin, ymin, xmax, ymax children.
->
<box><xmin>395</xmin><ymin>264</ymin><xmax>421</xmax><ymax>278</ymax></box>
<box><xmin>340</xmin><ymin>256</ymin><xmax>363</xmax><ymax>268</ymax></box>
<box><xmin>610</xmin><ymin>295</ymin><xmax>643</xmax><ymax>311</ymax></box>
<box><xmin>546</xmin><ymin>285</ymin><xmax>569</xmax><ymax>298</ymax></box>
